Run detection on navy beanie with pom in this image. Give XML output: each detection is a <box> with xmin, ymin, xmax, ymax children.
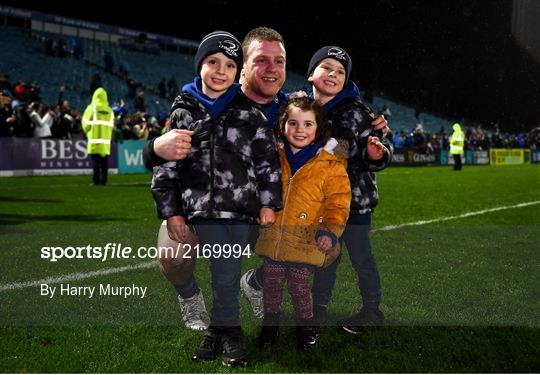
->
<box><xmin>307</xmin><ymin>46</ymin><xmax>352</xmax><ymax>81</ymax></box>
<box><xmin>194</xmin><ymin>31</ymin><xmax>243</xmax><ymax>79</ymax></box>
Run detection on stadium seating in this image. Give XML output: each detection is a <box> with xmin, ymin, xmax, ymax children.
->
<box><xmin>0</xmin><ymin>25</ymin><xmax>454</xmax><ymax>132</ymax></box>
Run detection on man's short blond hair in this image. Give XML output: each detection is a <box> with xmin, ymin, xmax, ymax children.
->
<box><xmin>242</xmin><ymin>27</ymin><xmax>285</xmax><ymax>57</ymax></box>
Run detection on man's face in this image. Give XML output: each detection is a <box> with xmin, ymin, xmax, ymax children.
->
<box><xmin>241</xmin><ymin>40</ymin><xmax>286</xmax><ymax>104</ymax></box>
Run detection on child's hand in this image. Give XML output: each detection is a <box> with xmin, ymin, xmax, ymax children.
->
<box><xmin>371</xmin><ymin>114</ymin><xmax>390</xmax><ymax>137</ymax></box>
<box><xmin>166</xmin><ymin>215</ymin><xmax>188</xmax><ymax>242</ymax></box>
<box><xmin>317</xmin><ymin>235</ymin><xmax>333</xmax><ymax>253</ymax></box>
<box><xmin>367</xmin><ymin>136</ymin><xmax>388</xmax><ymax>161</ymax></box>
<box><xmin>257</xmin><ymin>207</ymin><xmax>275</xmax><ymax>227</ymax></box>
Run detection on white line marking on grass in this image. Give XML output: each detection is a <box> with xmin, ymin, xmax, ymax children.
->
<box><xmin>1</xmin><ymin>200</ymin><xmax>539</xmax><ymax>292</ymax></box>
<box><xmin>0</xmin><ymin>261</ymin><xmax>155</xmax><ymax>292</ymax></box>
<box><xmin>373</xmin><ymin>200</ymin><xmax>540</xmax><ymax>232</ymax></box>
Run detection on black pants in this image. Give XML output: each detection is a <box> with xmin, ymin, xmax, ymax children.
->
<box><xmin>453</xmin><ymin>154</ymin><xmax>462</xmax><ymax>170</ymax></box>
<box><xmin>91</xmin><ymin>154</ymin><xmax>109</xmax><ymax>185</ymax></box>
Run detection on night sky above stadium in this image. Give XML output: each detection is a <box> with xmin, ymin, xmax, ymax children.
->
<box><xmin>5</xmin><ymin>0</ymin><xmax>540</xmax><ymax>129</ymax></box>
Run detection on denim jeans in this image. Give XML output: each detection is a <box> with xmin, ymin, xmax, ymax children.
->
<box><xmin>312</xmin><ymin>213</ymin><xmax>382</xmax><ymax>309</ymax></box>
<box><xmin>191</xmin><ymin>218</ymin><xmax>250</xmax><ymax>326</ymax></box>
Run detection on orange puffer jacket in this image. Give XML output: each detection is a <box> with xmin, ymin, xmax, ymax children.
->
<box><xmin>256</xmin><ymin>138</ymin><xmax>352</xmax><ymax>267</ymax></box>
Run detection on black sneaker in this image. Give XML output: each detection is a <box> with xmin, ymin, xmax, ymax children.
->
<box><xmin>340</xmin><ymin>307</ymin><xmax>384</xmax><ymax>335</ymax></box>
<box><xmin>296</xmin><ymin>318</ymin><xmax>319</xmax><ymax>351</ymax></box>
<box><xmin>192</xmin><ymin>326</ymin><xmax>221</xmax><ymax>362</ymax></box>
<box><xmin>221</xmin><ymin>326</ymin><xmax>247</xmax><ymax>367</ymax></box>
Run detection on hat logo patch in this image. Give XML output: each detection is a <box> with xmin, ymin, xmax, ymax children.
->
<box><xmin>219</xmin><ymin>40</ymin><xmax>239</xmax><ymax>57</ymax></box>
<box><xmin>327</xmin><ymin>47</ymin><xmax>346</xmax><ymax>61</ymax></box>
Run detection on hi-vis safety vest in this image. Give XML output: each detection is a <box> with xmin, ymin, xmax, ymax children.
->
<box><xmin>450</xmin><ymin>123</ymin><xmax>465</xmax><ymax>155</ymax></box>
<box><xmin>82</xmin><ymin>88</ymin><xmax>114</xmax><ymax>156</ymax></box>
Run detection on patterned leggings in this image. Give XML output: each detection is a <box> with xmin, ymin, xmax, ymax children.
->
<box><xmin>263</xmin><ymin>261</ymin><xmax>313</xmax><ymax>319</ymax></box>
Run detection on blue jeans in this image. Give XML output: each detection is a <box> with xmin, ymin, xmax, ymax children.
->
<box><xmin>191</xmin><ymin>218</ymin><xmax>249</xmax><ymax>326</ymax></box>
<box><xmin>312</xmin><ymin>213</ymin><xmax>382</xmax><ymax>309</ymax></box>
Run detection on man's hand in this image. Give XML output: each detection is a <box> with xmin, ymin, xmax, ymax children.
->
<box><xmin>154</xmin><ymin>129</ymin><xmax>194</xmax><ymax>161</ymax></box>
<box><xmin>371</xmin><ymin>114</ymin><xmax>390</xmax><ymax>138</ymax></box>
<box><xmin>166</xmin><ymin>215</ymin><xmax>189</xmax><ymax>242</ymax></box>
<box><xmin>257</xmin><ymin>207</ymin><xmax>275</xmax><ymax>227</ymax></box>
<box><xmin>367</xmin><ymin>136</ymin><xmax>388</xmax><ymax>161</ymax></box>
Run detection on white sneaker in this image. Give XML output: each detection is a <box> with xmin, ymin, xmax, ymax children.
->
<box><xmin>178</xmin><ymin>291</ymin><xmax>210</xmax><ymax>331</ymax></box>
<box><xmin>240</xmin><ymin>269</ymin><xmax>264</xmax><ymax>319</ymax></box>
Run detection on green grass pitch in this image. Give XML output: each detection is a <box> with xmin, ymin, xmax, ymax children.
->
<box><xmin>0</xmin><ymin>164</ymin><xmax>539</xmax><ymax>372</ymax></box>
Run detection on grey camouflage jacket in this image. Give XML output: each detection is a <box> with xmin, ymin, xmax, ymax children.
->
<box><xmin>151</xmin><ymin>91</ymin><xmax>282</xmax><ymax>223</ymax></box>
<box><xmin>327</xmin><ymin>98</ymin><xmax>394</xmax><ymax>214</ymax></box>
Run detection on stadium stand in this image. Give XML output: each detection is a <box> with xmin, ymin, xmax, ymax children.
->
<box><xmin>2</xmin><ymin>21</ymin><xmax>529</xmax><ymax>155</ymax></box>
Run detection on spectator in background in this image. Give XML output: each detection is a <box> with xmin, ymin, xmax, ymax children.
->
<box><xmin>132</xmin><ymin>112</ymin><xmax>149</xmax><ymax>140</ymax></box>
<box><xmin>119</xmin><ymin>114</ymin><xmax>134</xmax><ymax>140</ymax></box>
<box><xmin>13</xmin><ymin>80</ymin><xmax>29</xmax><ymax>102</ymax></box>
<box><xmin>69</xmin><ymin>109</ymin><xmax>84</xmax><ymax>140</ymax></box>
<box><xmin>148</xmin><ymin>116</ymin><xmax>162</xmax><ymax>139</ymax></box>
<box><xmin>10</xmin><ymin>102</ymin><xmax>32</xmax><ymax>137</ymax></box>
<box><xmin>57</xmin><ymin>86</ymin><xmax>72</xmax><ymax>115</ymax></box>
<box><xmin>157</xmin><ymin>111</ymin><xmax>169</xmax><ymax>136</ymax></box>
<box><xmin>82</xmin><ymin>87</ymin><xmax>114</xmax><ymax>186</ymax></box>
<box><xmin>528</xmin><ymin>126</ymin><xmax>540</xmax><ymax>149</ymax></box>
<box><xmin>450</xmin><ymin>122</ymin><xmax>464</xmax><ymax>171</ymax></box>
<box><xmin>0</xmin><ymin>90</ymin><xmax>14</xmax><ymax>137</ymax></box>
<box><xmin>29</xmin><ymin>81</ymin><xmax>42</xmax><ymax>102</ymax></box>
<box><xmin>392</xmin><ymin>130</ymin><xmax>405</xmax><ymax>148</ymax></box>
<box><xmin>112</xmin><ymin>99</ymin><xmax>128</xmax><ymax>117</ymax></box>
<box><xmin>53</xmin><ymin>88</ymin><xmax>73</xmax><ymax>139</ymax></box>
<box><xmin>413</xmin><ymin>123</ymin><xmax>426</xmax><ymax>153</ymax></box>
<box><xmin>28</xmin><ymin>102</ymin><xmax>53</xmax><ymax>138</ymax></box>
<box><xmin>517</xmin><ymin>130</ymin><xmax>525</xmax><ymax>148</ymax></box>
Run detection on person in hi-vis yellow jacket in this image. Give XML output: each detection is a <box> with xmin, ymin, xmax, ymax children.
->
<box><xmin>450</xmin><ymin>122</ymin><xmax>465</xmax><ymax>170</ymax></box>
<box><xmin>82</xmin><ymin>87</ymin><xmax>114</xmax><ymax>185</ymax></box>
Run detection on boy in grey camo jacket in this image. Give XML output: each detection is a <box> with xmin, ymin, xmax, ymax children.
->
<box><xmin>306</xmin><ymin>46</ymin><xmax>393</xmax><ymax>333</ymax></box>
<box><xmin>151</xmin><ymin>31</ymin><xmax>282</xmax><ymax>366</ymax></box>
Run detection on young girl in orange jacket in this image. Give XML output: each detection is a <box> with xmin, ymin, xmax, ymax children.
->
<box><xmin>255</xmin><ymin>97</ymin><xmax>351</xmax><ymax>350</ymax></box>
